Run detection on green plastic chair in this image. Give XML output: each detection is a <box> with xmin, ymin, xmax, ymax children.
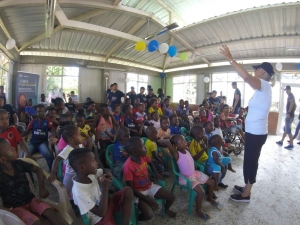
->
<box><xmin>171</xmin><ymin>157</ymin><xmax>197</xmax><ymax>215</ymax></box>
<box><xmin>105</xmin><ymin>144</ymin><xmax>114</xmax><ymax>171</ymax></box>
<box><xmin>57</xmin><ymin>160</ymin><xmax>63</xmax><ymax>182</ymax></box>
<box><xmin>180</xmin><ymin>127</ymin><xmax>193</xmax><ymax>143</ymax></box>
<box><xmin>193</xmin><ymin>161</ymin><xmax>207</xmax><ymax>192</ymax></box>
<box><xmin>81</xmin><ymin>177</ymin><xmax>137</xmax><ymax>225</ymax></box>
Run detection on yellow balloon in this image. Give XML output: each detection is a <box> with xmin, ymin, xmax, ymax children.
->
<box><xmin>135</xmin><ymin>42</ymin><xmax>146</xmax><ymax>51</ymax></box>
<box><xmin>180</xmin><ymin>52</ymin><xmax>188</xmax><ymax>62</ymax></box>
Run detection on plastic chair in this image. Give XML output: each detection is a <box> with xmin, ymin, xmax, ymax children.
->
<box><xmin>193</xmin><ymin>161</ymin><xmax>207</xmax><ymax>192</ymax></box>
<box><xmin>180</xmin><ymin>127</ymin><xmax>193</xmax><ymax>143</ymax></box>
<box><xmin>105</xmin><ymin>144</ymin><xmax>114</xmax><ymax>170</ymax></box>
<box><xmin>19</xmin><ymin>158</ymin><xmax>79</xmax><ymax>225</ymax></box>
<box><xmin>81</xmin><ymin>177</ymin><xmax>137</xmax><ymax>225</ymax></box>
<box><xmin>0</xmin><ymin>210</ymin><xmax>26</xmax><ymax>225</ymax></box>
<box><xmin>171</xmin><ymin>157</ymin><xmax>197</xmax><ymax>215</ymax></box>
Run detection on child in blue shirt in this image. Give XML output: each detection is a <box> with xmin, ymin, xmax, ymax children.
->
<box><xmin>112</xmin><ymin>104</ymin><xmax>121</xmax><ymax>125</ymax></box>
<box><xmin>25</xmin><ymin>99</ymin><xmax>36</xmax><ymax>117</ymax></box>
<box><xmin>207</xmin><ymin>135</ymin><xmax>231</xmax><ymax>191</ymax></box>
<box><xmin>112</xmin><ymin>126</ymin><xmax>130</xmax><ymax>180</ymax></box>
<box><xmin>120</xmin><ymin>104</ymin><xmax>138</xmax><ymax>137</ymax></box>
<box><xmin>169</xmin><ymin>115</ymin><xmax>181</xmax><ymax>135</ymax></box>
<box><xmin>22</xmin><ymin>104</ymin><xmax>56</xmax><ymax>170</ymax></box>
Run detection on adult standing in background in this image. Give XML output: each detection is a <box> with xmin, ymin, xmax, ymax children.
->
<box><xmin>70</xmin><ymin>91</ymin><xmax>78</xmax><ymax>103</ymax></box>
<box><xmin>220</xmin><ymin>45</ymin><xmax>275</xmax><ymax>202</ymax></box>
<box><xmin>107</xmin><ymin>83</ymin><xmax>126</xmax><ymax>109</ymax></box>
<box><xmin>146</xmin><ymin>88</ymin><xmax>157</xmax><ymax>110</ymax></box>
<box><xmin>137</xmin><ymin>87</ymin><xmax>147</xmax><ymax>104</ymax></box>
<box><xmin>276</xmin><ymin>85</ymin><xmax>296</xmax><ymax>150</ymax></box>
<box><xmin>157</xmin><ymin>88</ymin><xmax>165</xmax><ymax>101</ymax></box>
<box><xmin>209</xmin><ymin>90</ymin><xmax>220</xmax><ymax>112</ymax></box>
<box><xmin>0</xmin><ymin>86</ymin><xmax>6</xmax><ymax>105</ymax></box>
<box><xmin>231</xmin><ymin>82</ymin><xmax>241</xmax><ymax>114</ymax></box>
<box><xmin>126</xmin><ymin>86</ymin><xmax>136</xmax><ymax>106</ymax></box>
<box><xmin>106</xmin><ymin>84</ymin><xmax>113</xmax><ymax>101</ymax></box>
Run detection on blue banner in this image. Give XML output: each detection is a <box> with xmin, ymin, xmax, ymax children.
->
<box><xmin>16</xmin><ymin>71</ymin><xmax>40</xmax><ymax>117</ymax></box>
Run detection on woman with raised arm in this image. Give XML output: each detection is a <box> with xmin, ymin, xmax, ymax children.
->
<box><xmin>220</xmin><ymin>45</ymin><xmax>275</xmax><ymax>202</ymax></box>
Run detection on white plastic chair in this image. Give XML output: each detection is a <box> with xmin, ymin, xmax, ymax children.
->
<box><xmin>0</xmin><ymin>210</ymin><xmax>26</xmax><ymax>225</ymax></box>
<box><xmin>19</xmin><ymin>158</ymin><xmax>80</xmax><ymax>225</ymax></box>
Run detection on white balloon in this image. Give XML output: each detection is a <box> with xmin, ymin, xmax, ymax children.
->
<box><xmin>275</xmin><ymin>62</ymin><xmax>283</xmax><ymax>71</ymax></box>
<box><xmin>159</xmin><ymin>43</ymin><xmax>169</xmax><ymax>54</ymax></box>
<box><xmin>204</xmin><ymin>77</ymin><xmax>210</xmax><ymax>83</ymax></box>
<box><xmin>6</xmin><ymin>38</ymin><xmax>16</xmax><ymax>50</ymax></box>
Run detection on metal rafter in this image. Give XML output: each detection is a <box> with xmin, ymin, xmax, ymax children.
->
<box><xmin>113</xmin><ymin>0</ymin><xmax>122</xmax><ymax>6</ymax></box>
<box><xmin>162</xmin><ymin>37</ymin><xmax>173</xmax><ymax>71</ymax></box>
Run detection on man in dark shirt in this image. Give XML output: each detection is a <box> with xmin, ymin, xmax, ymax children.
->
<box><xmin>232</xmin><ymin>82</ymin><xmax>241</xmax><ymax>114</ymax></box>
<box><xmin>137</xmin><ymin>87</ymin><xmax>147</xmax><ymax>104</ymax></box>
<box><xmin>107</xmin><ymin>83</ymin><xmax>126</xmax><ymax>109</ymax></box>
<box><xmin>0</xmin><ymin>86</ymin><xmax>6</xmax><ymax>105</ymax></box>
<box><xmin>106</xmin><ymin>84</ymin><xmax>113</xmax><ymax>100</ymax></box>
<box><xmin>0</xmin><ymin>96</ymin><xmax>18</xmax><ymax>126</ymax></box>
<box><xmin>65</xmin><ymin>97</ymin><xmax>76</xmax><ymax>115</ymax></box>
<box><xmin>209</xmin><ymin>90</ymin><xmax>220</xmax><ymax>112</ymax></box>
<box><xmin>146</xmin><ymin>88</ymin><xmax>157</xmax><ymax>110</ymax></box>
<box><xmin>277</xmin><ymin>85</ymin><xmax>296</xmax><ymax>150</ymax></box>
<box><xmin>126</xmin><ymin>86</ymin><xmax>136</xmax><ymax>106</ymax></box>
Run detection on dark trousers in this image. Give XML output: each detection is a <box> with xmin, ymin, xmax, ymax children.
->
<box><xmin>243</xmin><ymin>132</ymin><xmax>267</xmax><ymax>184</ymax></box>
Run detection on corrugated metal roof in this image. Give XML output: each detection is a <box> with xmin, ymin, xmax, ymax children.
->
<box><xmin>2</xmin><ymin>0</ymin><xmax>300</xmax><ymax>70</ymax></box>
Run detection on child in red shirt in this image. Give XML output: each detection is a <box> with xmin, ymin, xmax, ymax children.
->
<box><xmin>0</xmin><ymin>109</ymin><xmax>31</xmax><ymax>157</ymax></box>
<box><xmin>122</xmin><ymin>136</ymin><xmax>176</xmax><ymax>220</ymax></box>
<box><xmin>199</xmin><ymin>109</ymin><xmax>208</xmax><ymax>123</ymax></box>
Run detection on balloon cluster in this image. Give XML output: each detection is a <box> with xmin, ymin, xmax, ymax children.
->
<box><xmin>135</xmin><ymin>40</ymin><xmax>189</xmax><ymax>62</ymax></box>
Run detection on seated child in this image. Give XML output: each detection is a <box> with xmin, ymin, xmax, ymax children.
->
<box><xmin>189</xmin><ymin>125</ymin><xmax>208</xmax><ymax>163</ymax></box>
<box><xmin>65</xmin><ymin>97</ymin><xmax>76</xmax><ymax>116</ymax></box>
<box><xmin>237</xmin><ymin>108</ymin><xmax>245</xmax><ymax>132</ymax></box>
<box><xmin>46</xmin><ymin>107</ymin><xmax>59</xmax><ymax>130</ymax></box>
<box><xmin>169</xmin><ymin>115</ymin><xmax>181</xmax><ymax>135</ymax></box>
<box><xmin>163</xmin><ymin>135</ymin><xmax>221</xmax><ymax>220</ymax></box>
<box><xmin>132</xmin><ymin>98</ymin><xmax>140</xmax><ymax>115</ymax></box>
<box><xmin>148</xmin><ymin>98</ymin><xmax>163</xmax><ymax>119</ymax></box>
<box><xmin>85</xmin><ymin>101</ymin><xmax>97</xmax><ymax>120</ymax></box>
<box><xmin>199</xmin><ymin>109</ymin><xmax>208</xmax><ymax>123</ymax></box>
<box><xmin>112</xmin><ymin>104</ymin><xmax>121</xmax><ymax>124</ymax></box>
<box><xmin>76</xmin><ymin>113</ymin><xmax>92</xmax><ymax>147</ymax></box>
<box><xmin>49</xmin><ymin>125</ymin><xmax>91</xmax><ymax>198</ymax></box>
<box><xmin>149</xmin><ymin>111</ymin><xmax>160</xmax><ymax>131</ymax></box>
<box><xmin>21</xmin><ymin>104</ymin><xmax>55</xmax><ymax>170</ymax></box>
<box><xmin>157</xmin><ymin>116</ymin><xmax>171</xmax><ymax>139</ymax></box>
<box><xmin>24</xmin><ymin>99</ymin><xmax>36</xmax><ymax>117</ymax></box>
<box><xmin>69</xmin><ymin>148</ymin><xmax>134</xmax><ymax>225</ymax></box>
<box><xmin>124</xmin><ymin>98</ymin><xmax>132</xmax><ymax>106</ymax></box>
<box><xmin>120</xmin><ymin>104</ymin><xmax>138</xmax><ymax>137</ymax></box>
<box><xmin>0</xmin><ymin>138</ymin><xmax>69</xmax><ymax>225</ymax></box>
<box><xmin>0</xmin><ymin>109</ymin><xmax>31</xmax><ymax>158</ymax></box>
<box><xmin>193</xmin><ymin>117</ymin><xmax>202</xmax><ymax>126</ymax></box>
<box><xmin>123</xmin><ymin>137</ymin><xmax>176</xmax><ymax>220</ymax></box>
<box><xmin>134</xmin><ymin>103</ymin><xmax>148</xmax><ymax>136</ymax></box>
<box><xmin>207</xmin><ymin>135</ymin><xmax>232</xmax><ymax>191</ymax></box>
<box><xmin>56</xmin><ymin>114</ymin><xmax>73</xmax><ymax>152</ymax></box>
<box><xmin>112</xmin><ymin>126</ymin><xmax>130</xmax><ymax>180</ymax></box>
<box><xmin>203</xmin><ymin>121</ymin><xmax>214</xmax><ymax>139</ymax></box>
<box><xmin>145</xmin><ymin>126</ymin><xmax>169</xmax><ymax>177</ymax></box>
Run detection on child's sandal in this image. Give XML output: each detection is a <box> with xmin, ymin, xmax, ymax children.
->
<box><xmin>214</xmin><ymin>202</ymin><xmax>223</xmax><ymax>210</ymax></box>
<box><xmin>201</xmin><ymin>213</ymin><xmax>211</xmax><ymax>221</ymax></box>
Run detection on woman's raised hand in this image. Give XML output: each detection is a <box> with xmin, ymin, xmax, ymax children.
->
<box><xmin>220</xmin><ymin>45</ymin><xmax>233</xmax><ymax>61</ymax></box>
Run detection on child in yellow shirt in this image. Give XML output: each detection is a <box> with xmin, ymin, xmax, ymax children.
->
<box><xmin>189</xmin><ymin>125</ymin><xmax>208</xmax><ymax>163</ymax></box>
<box><xmin>148</xmin><ymin>98</ymin><xmax>163</xmax><ymax>119</ymax></box>
<box><xmin>76</xmin><ymin>113</ymin><xmax>92</xmax><ymax>147</ymax></box>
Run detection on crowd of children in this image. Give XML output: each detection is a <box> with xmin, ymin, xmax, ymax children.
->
<box><xmin>0</xmin><ymin>86</ymin><xmax>248</xmax><ymax>225</ymax></box>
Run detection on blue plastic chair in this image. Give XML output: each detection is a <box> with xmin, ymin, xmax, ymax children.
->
<box><xmin>81</xmin><ymin>177</ymin><xmax>137</xmax><ymax>225</ymax></box>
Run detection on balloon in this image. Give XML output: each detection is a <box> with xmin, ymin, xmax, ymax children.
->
<box><xmin>298</xmin><ymin>64</ymin><xmax>300</xmax><ymax>70</ymax></box>
<box><xmin>204</xmin><ymin>77</ymin><xmax>210</xmax><ymax>83</ymax></box>
<box><xmin>6</xmin><ymin>38</ymin><xmax>16</xmax><ymax>50</ymax></box>
<box><xmin>168</xmin><ymin>45</ymin><xmax>177</xmax><ymax>57</ymax></box>
<box><xmin>148</xmin><ymin>40</ymin><xmax>159</xmax><ymax>52</ymax></box>
<box><xmin>159</xmin><ymin>43</ymin><xmax>169</xmax><ymax>54</ymax></box>
<box><xmin>135</xmin><ymin>41</ymin><xmax>146</xmax><ymax>51</ymax></box>
<box><xmin>160</xmin><ymin>73</ymin><xmax>165</xmax><ymax>78</ymax></box>
<box><xmin>275</xmin><ymin>62</ymin><xmax>282</xmax><ymax>71</ymax></box>
<box><xmin>180</xmin><ymin>52</ymin><xmax>188</xmax><ymax>62</ymax></box>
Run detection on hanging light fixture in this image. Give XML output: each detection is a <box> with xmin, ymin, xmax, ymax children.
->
<box><xmin>45</xmin><ymin>0</ymin><xmax>57</xmax><ymax>38</ymax></box>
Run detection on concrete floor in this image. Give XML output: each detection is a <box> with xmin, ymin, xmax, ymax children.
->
<box><xmin>40</xmin><ymin>135</ymin><xmax>300</xmax><ymax>225</ymax></box>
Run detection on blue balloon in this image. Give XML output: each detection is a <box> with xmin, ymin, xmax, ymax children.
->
<box><xmin>160</xmin><ymin>73</ymin><xmax>165</xmax><ymax>78</ymax></box>
<box><xmin>148</xmin><ymin>40</ymin><xmax>159</xmax><ymax>52</ymax></box>
<box><xmin>298</xmin><ymin>63</ymin><xmax>300</xmax><ymax>70</ymax></box>
<box><xmin>168</xmin><ymin>45</ymin><xmax>177</xmax><ymax>57</ymax></box>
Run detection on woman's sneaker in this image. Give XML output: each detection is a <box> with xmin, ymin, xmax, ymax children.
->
<box><xmin>276</xmin><ymin>141</ymin><xmax>283</xmax><ymax>146</ymax></box>
<box><xmin>284</xmin><ymin>144</ymin><xmax>294</xmax><ymax>150</ymax></box>
<box><xmin>234</xmin><ymin>185</ymin><xmax>244</xmax><ymax>194</ymax></box>
<box><xmin>230</xmin><ymin>194</ymin><xmax>250</xmax><ymax>203</ymax></box>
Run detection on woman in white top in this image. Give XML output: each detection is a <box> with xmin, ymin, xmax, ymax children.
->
<box><xmin>220</xmin><ymin>45</ymin><xmax>275</xmax><ymax>203</ymax></box>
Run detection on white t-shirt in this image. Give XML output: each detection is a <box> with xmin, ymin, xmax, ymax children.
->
<box><xmin>39</xmin><ymin>101</ymin><xmax>50</xmax><ymax>107</ymax></box>
<box><xmin>72</xmin><ymin>171</ymin><xmax>103</xmax><ymax>225</ymax></box>
<box><xmin>149</xmin><ymin>120</ymin><xmax>160</xmax><ymax>130</ymax></box>
<box><xmin>212</xmin><ymin>127</ymin><xmax>224</xmax><ymax>139</ymax></box>
<box><xmin>58</xmin><ymin>144</ymin><xmax>83</xmax><ymax>174</ymax></box>
<box><xmin>246</xmin><ymin>79</ymin><xmax>272</xmax><ymax>135</ymax></box>
<box><xmin>70</xmin><ymin>95</ymin><xmax>78</xmax><ymax>103</ymax></box>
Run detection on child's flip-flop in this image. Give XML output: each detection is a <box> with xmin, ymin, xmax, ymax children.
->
<box><xmin>201</xmin><ymin>213</ymin><xmax>211</xmax><ymax>221</ymax></box>
<box><xmin>214</xmin><ymin>202</ymin><xmax>223</xmax><ymax>210</ymax></box>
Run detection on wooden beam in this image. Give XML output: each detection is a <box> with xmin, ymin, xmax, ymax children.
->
<box><xmin>104</xmin><ymin>19</ymin><xmax>147</xmax><ymax>62</ymax></box>
<box><xmin>113</xmin><ymin>0</ymin><xmax>122</xmax><ymax>6</ymax></box>
<box><xmin>18</xmin><ymin>9</ymin><xmax>107</xmax><ymax>52</ymax></box>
